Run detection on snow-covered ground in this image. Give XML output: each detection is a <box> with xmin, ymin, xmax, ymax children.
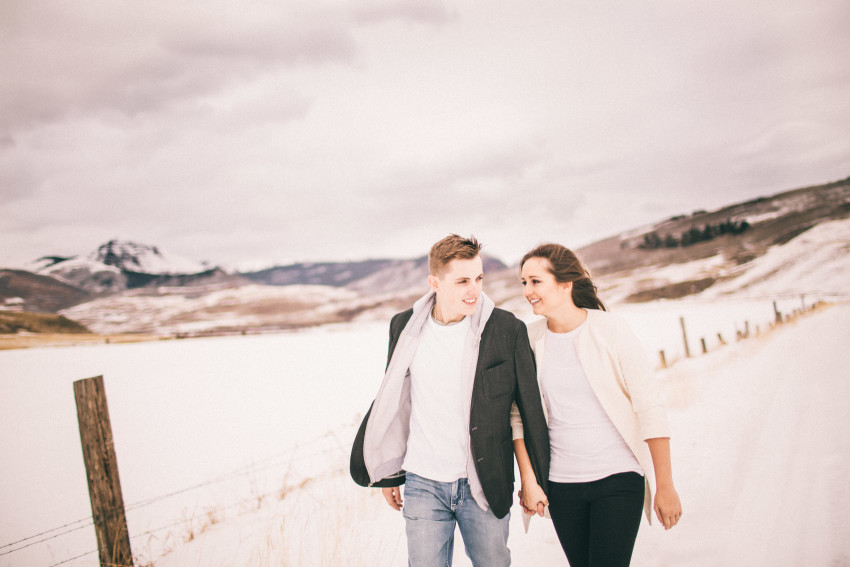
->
<box><xmin>60</xmin><ymin>284</ymin><xmax>366</xmax><ymax>335</ymax></box>
<box><xmin>1</xmin><ymin>298</ymin><xmax>849</xmax><ymax>566</ymax></box>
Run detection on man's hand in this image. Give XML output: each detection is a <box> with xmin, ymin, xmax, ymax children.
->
<box><xmin>518</xmin><ymin>480</ymin><xmax>548</xmax><ymax>516</ymax></box>
<box><xmin>382</xmin><ymin>486</ymin><xmax>403</xmax><ymax>511</ymax></box>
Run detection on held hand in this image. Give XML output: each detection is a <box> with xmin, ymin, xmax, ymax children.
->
<box><xmin>518</xmin><ymin>480</ymin><xmax>548</xmax><ymax>517</ymax></box>
<box><xmin>382</xmin><ymin>486</ymin><xmax>403</xmax><ymax>511</ymax></box>
<box><xmin>517</xmin><ymin>489</ymin><xmax>533</xmax><ymax>515</ymax></box>
<box><xmin>653</xmin><ymin>485</ymin><xmax>682</xmax><ymax>530</ymax></box>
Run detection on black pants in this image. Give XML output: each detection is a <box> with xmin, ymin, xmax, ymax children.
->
<box><xmin>547</xmin><ymin>472</ymin><xmax>645</xmax><ymax>567</ymax></box>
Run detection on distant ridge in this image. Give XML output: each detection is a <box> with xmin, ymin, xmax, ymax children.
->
<box><xmin>2</xmin><ymin>175</ymin><xmax>848</xmax><ymax>334</ymax></box>
<box><xmin>241</xmin><ymin>255</ymin><xmax>508</xmax><ymax>293</ymax></box>
<box><xmin>577</xmin><ymin>175</ymin><xmax>850</xmax><ymax>277</ymax></box>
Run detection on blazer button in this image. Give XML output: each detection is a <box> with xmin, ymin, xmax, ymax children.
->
<box><xmin>477</xmin><ymin>457</ymin><xmax>484</xmax><ymax>463</ymax></box>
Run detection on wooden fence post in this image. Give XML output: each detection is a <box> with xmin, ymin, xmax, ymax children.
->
<box><xmin>679</xmin><ymin>316</ymin><xmax>691</xmax><ymax>358</ymax></box>
<box><xmin>74</xmin><ymin>375</ymin><xmax>134</xmax><ymax>567</ymax></box>
<box><xmin>700</xmin><ymin>338</ymin><xmax>707</xmax><ymax>354</ymax></box>
<box><xmin>658</xmin><ymin>350</ymin><xmax>667</xmax><ymax>369</ymax></box>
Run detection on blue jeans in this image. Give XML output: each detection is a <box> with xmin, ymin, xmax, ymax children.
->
<box><xmin>402</xmin><ymin>472</ymin><xmax>510</xmax><ymax>567</ymax></box>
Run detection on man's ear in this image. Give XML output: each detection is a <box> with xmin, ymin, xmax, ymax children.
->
<box><xmin>428</xmin><ymin>274</ymin><xmax>440</xmax><ymax>292</ymax></box>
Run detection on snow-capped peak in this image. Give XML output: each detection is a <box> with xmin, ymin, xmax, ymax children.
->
<box><xmin>90</xmin><ymin>240</ymin><xmax>209</xmax><ymax>275</ymax></box>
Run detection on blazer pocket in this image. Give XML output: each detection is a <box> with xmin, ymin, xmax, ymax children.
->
<box><xmin>482</xmin><ymin>361</ymin><xmax>514</xmax><ymax>401</ymax></box>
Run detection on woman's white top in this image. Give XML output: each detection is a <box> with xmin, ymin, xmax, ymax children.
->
<box><xmin>541</xmin><ymin>325</ymin><xmax>642</xmax><ymax>482</ymax></box>
<box><xmin>511</xmin><ymin>309</ymin><xmax>671</xmax><ymax>524</ymax></box>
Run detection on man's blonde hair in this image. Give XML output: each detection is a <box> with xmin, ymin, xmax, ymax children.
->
<box><xmin>428</xmin><ymin>234</ymin><xmax>482</xmax><ymax>277</ymax></box>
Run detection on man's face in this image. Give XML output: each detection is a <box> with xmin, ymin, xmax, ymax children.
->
<box><xmin>429</xmin><ymin>255</ymin><xmax>484</xmax><ymax>324</ymax></box>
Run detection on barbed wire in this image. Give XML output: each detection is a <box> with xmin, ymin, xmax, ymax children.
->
<box><xmin>2</xmin><ymin>422</ymin><xmax>356</xmax><ymax>564</ymax></box>
<box><xmin>0</xmin><ymin>517</ymin><xmax>92</xmax><ymax>552</ymax></box>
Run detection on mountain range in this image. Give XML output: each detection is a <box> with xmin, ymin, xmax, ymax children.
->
<box><xmin>1</xmin><ymin>176</ymin><xmax>848</xmax><ymax>335</ymax></box>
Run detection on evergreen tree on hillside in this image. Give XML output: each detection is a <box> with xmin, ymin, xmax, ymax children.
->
<box><xmin>639</xmin><ymin>218</ymin><xmax>751</xmax><ymax>249</ymax></box>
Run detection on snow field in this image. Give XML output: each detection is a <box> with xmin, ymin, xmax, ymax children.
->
<box><xmin>1</xmin><ymin>300</ymin><xmax>848</xmax><ymax>566</ymax></box>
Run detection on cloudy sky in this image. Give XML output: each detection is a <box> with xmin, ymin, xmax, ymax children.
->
<box><xmin>2</xmin><ymin>0</ymin><xmax>848</xmax><ymax>269</ymax></box>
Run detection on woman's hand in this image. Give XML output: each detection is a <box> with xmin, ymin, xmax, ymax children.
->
<box><xmin>653</xmin><ymin>485</ymin><xmax>682</xmax><ymax>530</ymax></box>
<box><xmin>513</xmin><ymin>437</ymin><xmax>548</xmax><ymax>516</ymax></box>
<box><xmin>518</xmin><ymin>480</ymin><xmax>548</xmax><ymax>516</ymax></box>
<box><xmin>646</xmin><ymin>437</ymin><xmax>682</xmax><ymax>530</ymax></box>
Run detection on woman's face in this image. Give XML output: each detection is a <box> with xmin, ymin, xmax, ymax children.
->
<box><xmin>520</xmin><ymin>257</ymin><xmax>573</xmax><ymax>317</ymax></box>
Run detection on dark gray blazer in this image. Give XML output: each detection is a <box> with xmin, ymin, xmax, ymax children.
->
<box><xmin>350</xmin><ymin>306</ymin><xmax>549</xmax><ymax>519</ymax></box>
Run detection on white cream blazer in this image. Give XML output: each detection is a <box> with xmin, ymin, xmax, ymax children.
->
<box><xmin>511</xmin><ymin>309</ymin><xmax>670</xmax><ymax>524</ymax></box>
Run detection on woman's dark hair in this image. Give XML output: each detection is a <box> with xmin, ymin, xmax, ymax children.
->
<box><xmin>520</xmin><ymin>243</ymin><xmax>606</xmax><ymax>311</ymax></box>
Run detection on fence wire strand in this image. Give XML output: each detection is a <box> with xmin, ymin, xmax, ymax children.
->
<box><xmin>2</xmin><ymin>423</ymin><xmax>355</xmax><ymax>565</ymax></box>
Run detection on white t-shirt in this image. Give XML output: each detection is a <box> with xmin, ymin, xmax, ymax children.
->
<box><xmin>402</xmin><ymin>313</ymin><xmax>472</xmax><ymax>482</ymax></box>
<box><xmin>541</xmin><ymin>325</ymin><xmax>642</xmax><ymax>482</ymax></box>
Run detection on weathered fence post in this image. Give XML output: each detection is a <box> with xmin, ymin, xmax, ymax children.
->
<box><xmin>74</xmin><ymin>375</ymin><xmax>134</xmax><ymax>567</ymax></box>
<box><xmin>773</xmin><ymin>301</ymin><xmax>782</xmax><ymax>324</ymax></box>
<box><xmin>700</xmin><ymin>338</ymin><xmax>707</xmax><ymax>354</ymax></box>
<box><xmin>679</xmin><ymin>316</ymin><xmax>691</xmax><ymax>358</ymax></box>
<box><xmin>658</xmin><ymin>350</ymin><xmax>667</xmax><ymax>369</ymax></box>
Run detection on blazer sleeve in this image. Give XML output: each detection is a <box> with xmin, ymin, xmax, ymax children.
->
<box><xmin>512</xmin><ymin>321</ymin><xmax>549</xmax><ymax>489</ymax></box>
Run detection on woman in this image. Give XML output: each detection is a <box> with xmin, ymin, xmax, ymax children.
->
<box><xmin>511</xmin><ymin>243</ymin><xmax>682</xmax><ymax>567</ymax></box>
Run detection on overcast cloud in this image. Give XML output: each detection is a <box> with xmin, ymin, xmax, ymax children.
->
<box><xmin>2</xmin><ymin>0</ymin><xmax>848</xmax><ymax>269</ymax></box>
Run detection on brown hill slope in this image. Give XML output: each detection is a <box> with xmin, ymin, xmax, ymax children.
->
<box><xmin>0</xmin><ymin>269</ymin><xmax>90</xmax><ymax>312</ymax></box>
<box><xmin>577</xmin><ymin>176</ymin><xmax>850</xmax><ymax>277</ymax></box>
<box><xmin>0</xmin><ymin>311</ymin><xmax>91</xmax><ymax>334</ymax></box>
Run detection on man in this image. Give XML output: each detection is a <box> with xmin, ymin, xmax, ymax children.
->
<box><xmin>350</xmin><ymin>234</ymin><xmax>549</xmax><ymax>566</ymax></box>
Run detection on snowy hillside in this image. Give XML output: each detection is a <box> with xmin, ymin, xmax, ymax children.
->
<box><xmin>589</xmin><ymin>217</ymin><xmax>850</xmax><ymax>305</ymax></box>
<box><xmin>701</xmin><ymin>218</ymin><xmax>850</xmax><ymax>299</ymax></box>
<box><xmin>59</xmin><ymin>283</ymin><xmax>423</xmax><ymax>335</ymax></box>
<box><xmin>34</xmin><ymin>257</ymin><xmax>126</xmax><ymax>294</ymax></box>
<box><xmin>1</xmin><ymin>298</ymin><xmax>847</xmax><ymax>566</ymax></box>
<box><xmin>92</xmin><ymin>240</ymin><xmax>209</xmax><ymax>275</ymax></box>
<box><xmin>578</xmin><ymin>175</ymin><xmax>850</xmax><ymax>277</ymax></box>
<box><xmin>53</xmin><ymin>217</ymin><xmax>850</xmax><ymax>335</ymax></box>
<box><xmin>19</xmin><ymin>240</ymin><xmax>218</xmax><ymax>298</ymax></box>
